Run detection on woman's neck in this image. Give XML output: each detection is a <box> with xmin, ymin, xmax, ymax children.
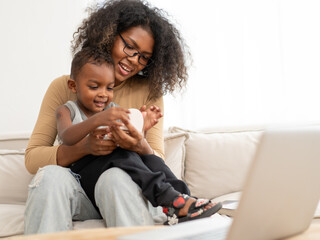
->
<box><xmin>114</xmin><ymin>79</ymin><xmax>123</xmax><ymax>87</ymax></box>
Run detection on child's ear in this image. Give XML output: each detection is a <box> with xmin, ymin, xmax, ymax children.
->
<box><xmin>68</xmin><ymin>79</ymin><xmax>77</xmax><ymax>93</ymax></box>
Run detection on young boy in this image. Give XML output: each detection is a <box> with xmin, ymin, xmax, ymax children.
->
<box><xmin>56</xmin><ymin>47</ymin><xmax>221</xmax><ymax>225</ymax></box>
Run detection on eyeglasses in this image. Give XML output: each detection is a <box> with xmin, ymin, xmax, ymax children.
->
<box><xmin>119</xmin><ymin>33</ymin><xmax>153</xmax><ymax>67</ymax></box>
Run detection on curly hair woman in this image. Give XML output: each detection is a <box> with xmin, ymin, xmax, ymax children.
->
<box><xmin>24</xmin><ymin>0</ymin><xmax>219</xmax><ymax>234</ymax></box>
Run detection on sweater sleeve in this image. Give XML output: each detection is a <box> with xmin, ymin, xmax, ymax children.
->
<box><xmin>144</xmin><ymin>96</ymin><xmax>164</xmax><ymax>159</ymax></box>
<box><xmin>25</xmin><ymin>75</ymin><xmax>75</xmax><ymax>174</ymax></box>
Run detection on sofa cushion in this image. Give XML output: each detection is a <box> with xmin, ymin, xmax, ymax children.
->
<box><xmin>0</xmin><ymin>204</ymin><xmax>25</xmax><ymax>237</ymax></box>
<box><xmin>163</xmin><ymin>132</ymin><xmax>188</xmax><ymax>180</ymax></box>
<box><xmin>0</xmin><ymin>149</ymin><xmax>34</xmax><ymax>204</ymax></box>
<box><xmin>169</xmin><ymin>127</ymin><xmax>263</xmax><ymax>199</ymax></box>
<box><xmin>212</xmin><ymin>191</ymin><xmax>241</xmax><ymax>203</ymax></box>
<box><xmin>73</xmin><ymin>219</ymin><xmax>105</xmax><ymax>229</ymax></box>
<box><xmin>212</xmin><ymin>191</ymin><xmax>241</xmax><ymax>217</ymax></box>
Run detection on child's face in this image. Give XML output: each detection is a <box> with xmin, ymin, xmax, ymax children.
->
<box><xmin>70</xmin><ymin>62</ymin><xmax>115</xmax><ymax>117</ymax></box>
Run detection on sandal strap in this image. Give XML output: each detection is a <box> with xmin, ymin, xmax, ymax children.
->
<box><xmin>163</xmin><ymin>194</ymin><xmax>189</xmax><ymax>217</ymax></box>
<box><xmin>184</xmin><ymin>199</ymin><xmax>210</xmax><ymax>218</ymax></box>
<box><xmin>173</xmin><ymin>194</ymin><xmax>189</xmax><ymax>208</ymax></box>
<box><xmin>193</xmin><ymin>198</ymin><xmax>210</xmax><ymax>208</ymax></box>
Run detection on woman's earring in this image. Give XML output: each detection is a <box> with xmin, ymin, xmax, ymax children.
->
<box><xmin>137</xmin><ymin>69</ymin><xmax>148</xmax><ymax>77</ymax></box>
<box><xmin>138</xmin><ymin>70</ymin><xmax>145</xmax><ymax>76</ymax></box>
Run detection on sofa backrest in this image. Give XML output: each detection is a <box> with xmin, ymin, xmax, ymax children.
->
<box><xmin>0</xmin><ymin>132</ymin><xmax>30</xmax><ymax>150</ymax></box>
<box><xmin>0</xmin><ymin>126</ymin><xmax>264</xmax><ymax>205</ymax></box>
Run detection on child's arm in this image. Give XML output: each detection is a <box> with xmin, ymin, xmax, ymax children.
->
<box><xmin>56</xmin><ymin>105</ymin><xmax>100</xmax><ymax>146</ymax></box>
<box><xmin>56</xmin><ymin>106</ymin><xmax>130</xmax><ymax>146</ymax></box>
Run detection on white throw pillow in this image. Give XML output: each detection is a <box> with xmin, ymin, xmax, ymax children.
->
<box><xmin>164</xmin><ymin>132</ymin><xmax>188</xmax><ymax>180</ymax></box>
<box><xmin>0</xmin><ymin>150</ymin><xmax>33</xmax><ymax>204</ymax></box>
<box><xmin>169</xmin><ymin>127</ymin><xmax>263</xmax><ymax>199</ymax></box>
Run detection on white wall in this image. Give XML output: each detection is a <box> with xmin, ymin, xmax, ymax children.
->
<box><xmin>0</xmin><ymin>0</ymin><xmax>91</xmax><ymax>135</ymax></box>
<box><xmin>153</xmin><ymin>0</ymin><xmax>320</xmax><ymax>129</ymax></box>
<box><xmin>1</xmin><ymin>0</ymin><xmax>320</xmax><ymax>135</ymax></box>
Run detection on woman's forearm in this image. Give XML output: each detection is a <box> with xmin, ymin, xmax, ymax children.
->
<box><xmin>56</xmin><ymin>140</ymin><xmax>89</xmax><ymax>167</ymax></box>
<box><xmin>135</xmin><ymin>138</ymin><xmax>154</xmax><ymax>155</ymax></box>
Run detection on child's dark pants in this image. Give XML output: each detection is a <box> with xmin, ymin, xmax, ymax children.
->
<box><xmin>70</xmin><ymin>147</ymin><xmax>190</xmax><ymax>208</ymax></box>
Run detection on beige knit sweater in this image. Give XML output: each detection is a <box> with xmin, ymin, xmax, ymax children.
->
<box><xmin>25</xmin><ymin>75</ymin><xmax>164</xmax><ymax>174</ymax></box>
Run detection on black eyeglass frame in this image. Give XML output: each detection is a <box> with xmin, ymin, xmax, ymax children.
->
<box><xmin>118</xmin><ymin>33</ymin><xmax>153</xmax><ymax>67</ymax></box>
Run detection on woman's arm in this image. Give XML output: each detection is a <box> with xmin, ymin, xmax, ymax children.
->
<box><xmin>56</xmin><ymin>129</ymin><xmax>117</xmax><ymax>167</ymax></box>
<box><xmin>25</xmin><ymin>76</ymin><xmax>75</xmax><ymax>174</ymax></box>
<box><xmin>112</xmin><ymin>81</ymin><xmax>165</xmax><ymax>158</ymax></box>
<box><xmin>110</xmin><ymin>123</ymin><xmax>155</xmax><ymax>155</ymax></box>
<box><xmin>110</xmin><ymin>96</ymin><xmax>165</xmax><ymax>158</ymax></box>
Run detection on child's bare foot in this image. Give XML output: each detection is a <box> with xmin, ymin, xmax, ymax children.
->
<box><xmin>140</xmin><ymin>105</ymin><xmax>163</xmax><ymax>132</ymax></box>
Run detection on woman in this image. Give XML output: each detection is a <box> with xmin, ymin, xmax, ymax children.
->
<box><xmin>24</xmin><ymin>0</ymin><xmax>189</xmax><ymax>234</ymax></box>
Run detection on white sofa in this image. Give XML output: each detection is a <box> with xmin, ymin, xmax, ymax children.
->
<box><xmin>0</xmin><ymin>126</ymin><xmax>319</xmax><ymax>237</ymax></box>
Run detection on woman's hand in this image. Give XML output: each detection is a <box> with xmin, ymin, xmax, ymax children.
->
<box><xmin>110</xmin><ymin>122</ymin><xmax>154</xmax><ymax>155</ymax></box>
<box><xmin>84</xmin><ymin>128</ymin><xmax>117</xmax><ymax>155</ymax></box>
<box><xmin>57</xmin><ymin>127</ymin><xmax>116</xmax><ymax>167</ymax></box>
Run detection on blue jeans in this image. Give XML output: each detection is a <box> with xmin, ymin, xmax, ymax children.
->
<box><xmin>24</xmin><ymin>165</ymin><xmax>166</xmax><ymax>234</ymax></box>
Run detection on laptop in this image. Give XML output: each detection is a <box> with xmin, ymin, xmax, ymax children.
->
<box><xmin>118</xmin><ymin>126</ymin><xmax>320</xmax><ymax>240</ymax></box>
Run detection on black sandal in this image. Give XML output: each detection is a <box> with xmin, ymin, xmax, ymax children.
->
<box><xmin>163</xmin><ymin>194</ymin><xmax>222</xmax><ymax>225</ymax></box>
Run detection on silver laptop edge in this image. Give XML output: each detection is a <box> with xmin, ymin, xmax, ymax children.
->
<box><xmin>119</xmin><ymin>126</ymin><xmax>320</xmax><ymax>240</ymax></box>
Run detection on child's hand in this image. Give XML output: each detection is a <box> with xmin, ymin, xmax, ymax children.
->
<box><xmin>97</xmin><ymin>107</ymin><xmax>130</xmax><ymax>128</ymax></box>
<box><xmin>140</xmin><ymin>105</ymin><xmax>163</xmax><ymax>132</ymax></box>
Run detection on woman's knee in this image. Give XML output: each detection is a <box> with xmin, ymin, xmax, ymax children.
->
<box><xmin>97</xmin><ymin>168</ymin><xmax>133</xmax><ymax>187</ymax></box>
<box><xmin>29</xmin><ymin>165</ymin><xmax>76</xmax><ymax>193</ymax></box>
<box><xmin>95</xmin><ymin>167</ymin><xmax>142</xmax><ymax>196</ymax></box>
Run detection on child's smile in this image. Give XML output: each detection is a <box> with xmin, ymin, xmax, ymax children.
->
<box><xmin>70</xmin><ymin>62</ymin><xmax>115</xmax><ymax>117</ymax></box>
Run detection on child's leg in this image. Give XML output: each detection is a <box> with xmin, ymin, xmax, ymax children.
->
<box><xmin>74</xmin><ymin>148</ymin><xmax>181</xmax><ymax>207</ymax></box>
<box><xmin>139</xmin><ymin>155</ymin><xmax>222</xmax><ymax>225</ymax></box>
<box><xmin>98</xmin><ymin>149</ymin><xmax>222</xmax><ymax>225</ymax></box>
<box><xmin>140</xmin><ymin>154</ymin><xmax>190</xmax><ymax>195</ymax></box>
<box><xmin>73</xmin><ymin>149</ymin><xmax>221</xmax><ymax>225</ymax></box>
<box><xmin>99</xmin><ymin>148</ymin><xmax>181</xmax><ymax>207</ymax></box>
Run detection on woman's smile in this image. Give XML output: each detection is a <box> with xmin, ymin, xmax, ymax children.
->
<box><xmin>118</xmin><ymin>62</ymin><xmax>133</xmax><ymax>76</ymax></box>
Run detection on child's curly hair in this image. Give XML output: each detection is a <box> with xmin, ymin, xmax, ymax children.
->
<box><xmin>72</xmin><ymin>0</ymin><xmax>189</xmax><ymax>99</ymax></box>
<box><xmin>71</xmin><ymin>47</ymin><xmax>114</xmax><ymax>80</ymax></box>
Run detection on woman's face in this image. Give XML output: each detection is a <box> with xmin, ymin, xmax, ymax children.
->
<box><xmin>112</xmin><ymin>26</ymin><xmax>154</xmax><ymax>86</ymax></box>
